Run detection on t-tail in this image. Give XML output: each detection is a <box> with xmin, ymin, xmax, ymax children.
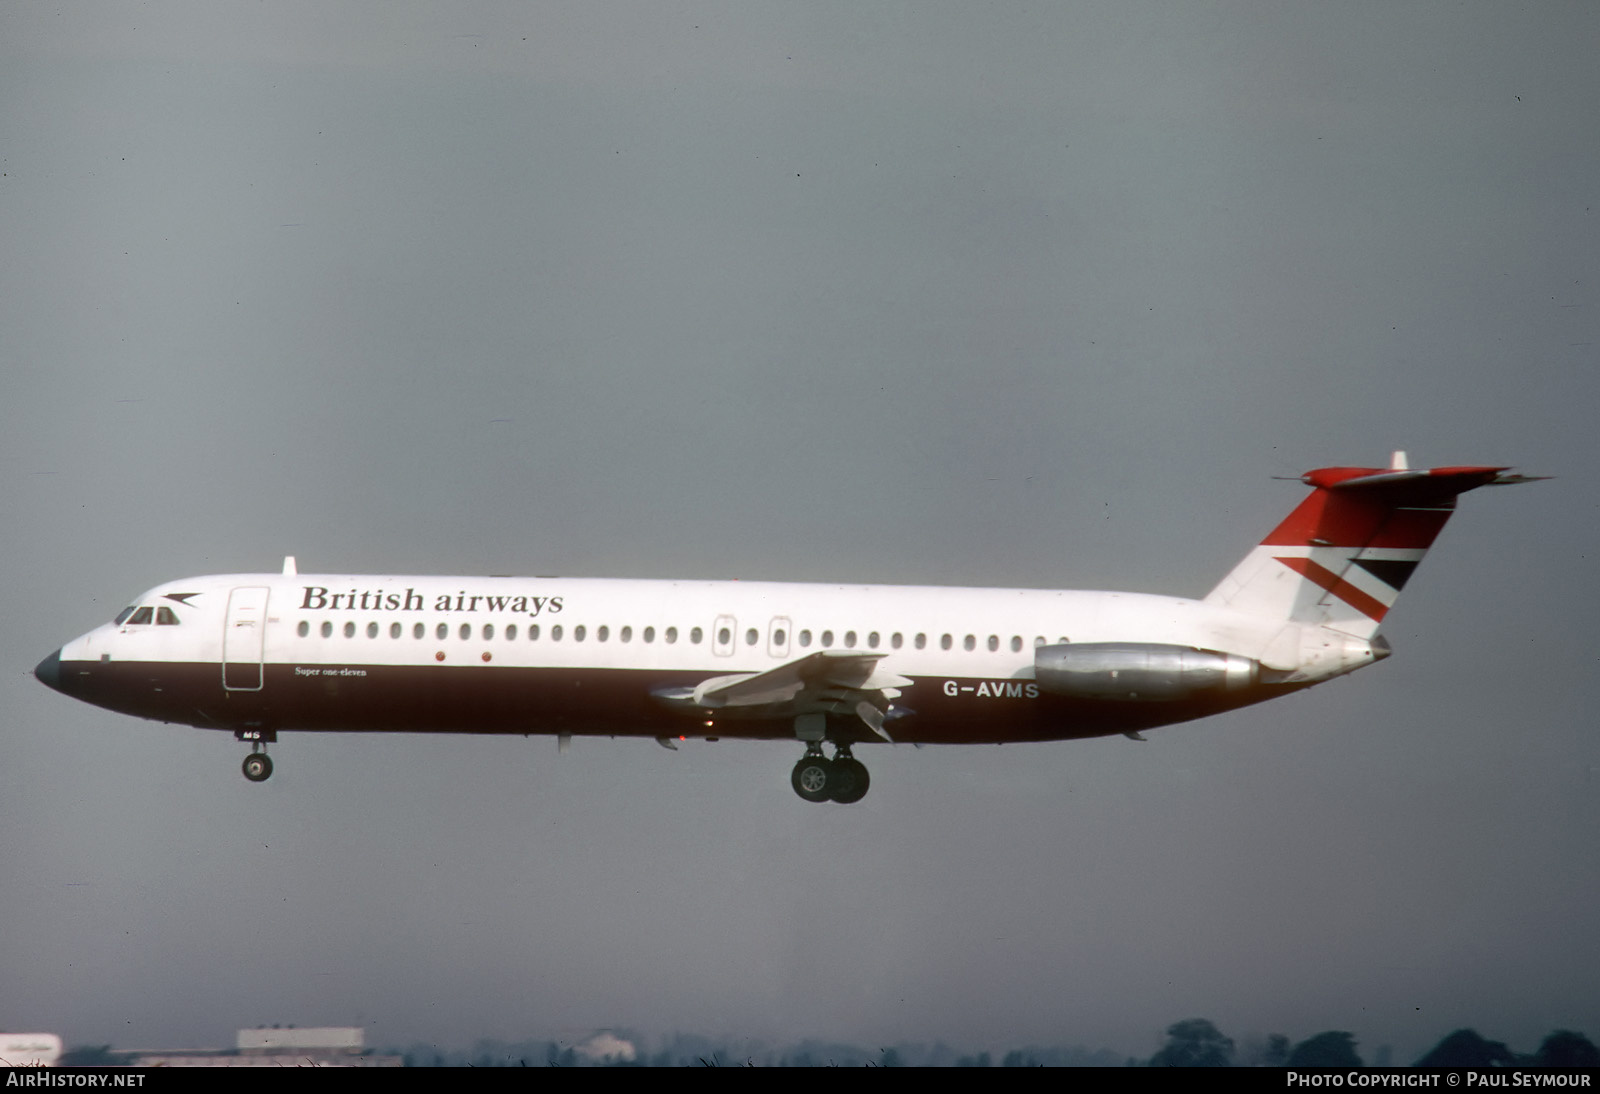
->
<box><xmin>1205</xmin><ymin>451</ymin><xmax>1543</xmax><ymax>640</ymax></box>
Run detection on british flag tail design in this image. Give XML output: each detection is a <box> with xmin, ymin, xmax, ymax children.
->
<box><xmin>1204</xmin><ymin>454</ymin><xmax>1540</xmax><ymax>639</ymax></box>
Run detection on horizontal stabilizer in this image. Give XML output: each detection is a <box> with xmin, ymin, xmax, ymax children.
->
<box><xmin>1305</xmin><ymin>464</ymin><xmax>1511</xmax><ymax>503</ymax></box>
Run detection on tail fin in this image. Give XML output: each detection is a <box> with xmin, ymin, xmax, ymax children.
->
<box><xmin>1205</xmin><ymin>453</ymin><xmax>1539</xmax><ymax>638</ymax></box>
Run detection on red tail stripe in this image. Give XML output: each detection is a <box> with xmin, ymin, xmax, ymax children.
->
<box><xmin>1275</xmin><ymin>557</ymin><xmax>1390</xmax><ymax>621</ymax></box>
<box><xmin>1263</xmin><ymin>493</ymin><xmax>1453</xmax><ymax>548</ymax></box>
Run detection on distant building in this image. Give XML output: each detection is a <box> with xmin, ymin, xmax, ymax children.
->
<box><xmin>128</xmin><ymin>1027</ymin><xmax>401</xmax><ymax>1068</ymax></box>
<box><xmin>0</xmin><ymin>1033</ymin><xmax>63</xmax><ymax>1067</ymax></box>
<box><xmin>576</xmin><ymin>1032</ymin><xmax>637</xmax><ymax>1064</ymax></box>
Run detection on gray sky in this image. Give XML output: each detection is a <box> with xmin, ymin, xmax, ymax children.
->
<box><xmin>3</xmin><ymin>1</ymin><xmax>1596</xmax><ymax>1063</ymax></box>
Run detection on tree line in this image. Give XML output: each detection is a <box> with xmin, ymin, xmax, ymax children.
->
<box><xmin>1148</xmin><ymin>1018</ymin><xmax>1599</xmax><ymax>1068</ymax></box>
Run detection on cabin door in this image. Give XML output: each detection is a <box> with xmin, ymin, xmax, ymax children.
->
<box><xmin>223</xmin><ymin>586</ymin><xmax>269</xmax><ymax>691</ymax></box>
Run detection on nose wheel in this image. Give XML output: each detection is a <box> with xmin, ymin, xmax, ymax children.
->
<box><xmin>790</xmin><ymin>745</ymin><xmax>870</xmax><ymax>804</ymax></box>
<box><xmin>236</xmin><ymin>728</ymin><xmax>276</xmax><ymax>782</ymax></box>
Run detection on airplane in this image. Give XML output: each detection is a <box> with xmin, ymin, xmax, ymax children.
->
<box><xmin>34</xmin><ymin>454</ymin><xmax>1541</xmax><ymax>803</ymax></box>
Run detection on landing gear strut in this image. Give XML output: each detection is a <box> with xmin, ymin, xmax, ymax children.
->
<box><xmin>790</xmin><ymin>743</ymin><xmax>870</xmax><ymax>804</ymax></box>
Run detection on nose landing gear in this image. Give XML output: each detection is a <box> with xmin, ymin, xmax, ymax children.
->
<box><xmin>790</xmin><ymin>744</ymin><xmax>870</xmax><ymax>804</ymax></box>
<box><xmin>236</xmin><ymin>728</ymin><xmax>276</xmax><ymax>783</ymax></box>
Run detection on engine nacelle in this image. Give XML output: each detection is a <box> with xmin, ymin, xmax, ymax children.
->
<box><xmin>1034</xmin><ymin>643</ymin><xmax>1258</xmax><ymax>702</ymax></box>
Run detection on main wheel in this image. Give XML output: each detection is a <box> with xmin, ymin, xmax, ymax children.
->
<box><xmin>242</xmin><ymin>753</ymin><xmax>274</xmax><ymax>782</ymax></box>
<box><xmin>790</xmin><ymin>755</ymin><xmax>834</xmax><ymax>803</ymax></box>
<box><xmin>829</xmin><ymin>757</ymin><xmax>870</xmax><ymax>804</ymax></box>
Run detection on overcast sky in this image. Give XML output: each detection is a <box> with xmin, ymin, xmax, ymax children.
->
<box><xmin>3</xmin><ymin>1</ymin><xmax>1596</xmax><ymax>1063</ymax></box>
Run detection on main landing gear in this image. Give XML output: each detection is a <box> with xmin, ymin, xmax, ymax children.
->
<box><xmin>790</xmin><ymin>744</ymin><xmax>870</xmax><ymax>805</ymax></box>
<box><xmin>236</xmin><ymin>728</ymin><xmax>276</xmax><ymax>783</ymax></box>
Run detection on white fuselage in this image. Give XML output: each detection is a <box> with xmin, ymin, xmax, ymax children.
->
<box><xmin>45</xmin><ymin>570</ymin><xmax>1365</xmax><ymax>750</ymax></box>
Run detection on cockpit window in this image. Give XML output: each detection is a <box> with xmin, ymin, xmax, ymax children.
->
<box><xmin>127</xmin><ymin>607</ymin><xmax>154</xmax><ymax>625</ymax></box>
<box><xmin>156</xmin><ymin>606</ymin><xmax>180</xmax><ymax>625</ymax></box>
<box><xmin>114</xmin><ymin>607</ymin><xmax>137</xmax><ymax>625</ymax></box>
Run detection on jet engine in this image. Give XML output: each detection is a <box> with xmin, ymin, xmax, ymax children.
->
<box><xmin>1034</xmin><ymin>643</ymin><xmax>1258</xmax><ymax>702</ymax></box>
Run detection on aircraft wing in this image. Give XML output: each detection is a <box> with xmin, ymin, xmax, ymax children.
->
<box><xmin>654</xmin><ymin>649</ymin><xmax>912</xmax><ymax>741</ymax></box>
<box><xmin>692</xmin><ymin>649</ymin><xmax>911</xmax><ymax>707</ymax></box>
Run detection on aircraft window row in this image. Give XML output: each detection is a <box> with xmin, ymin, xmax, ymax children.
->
<box><xmin>293</xmin><ymin>620</ymin><xmax>699</xmax><ymax>645</ymax></box>
<box><xmin>117</xmin><ymin>606</ymin><xmax>181</xmax><ymax>626</ymax></box>
<box><xmin>292</xmin><ymin>619</ymin><xmax>1070</xmax><ymax>652</ymax></box>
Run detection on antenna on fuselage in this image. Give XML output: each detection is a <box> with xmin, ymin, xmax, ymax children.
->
<box><xmin>282</xmin><ymin>556</ymin><xmax>297</xmax><ymax>575</ymax></box>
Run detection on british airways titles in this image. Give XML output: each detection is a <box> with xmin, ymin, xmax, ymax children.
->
<box><xmin>299</xmin><ymin>586</ymin><xmax>565</xmax><ymax>618</ymax></box>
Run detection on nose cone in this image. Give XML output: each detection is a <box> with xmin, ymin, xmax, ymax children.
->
<box><xmin>34</xmin><ymin>649</ymin><xmax>64</xmax><ymax>693</ymax></box>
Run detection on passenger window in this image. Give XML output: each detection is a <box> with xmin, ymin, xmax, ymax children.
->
<box><xmin>620</xmin><ymin>626</ymin><xmax>632</xmax><ymax>643</ymax></box>
<box><xmin>798</xmin><ymin>629</ymin><xmax>812</xmax><ymax>648</ymax></box>
<box><xmin>367</xmin><ymin>622</ymin><xmax>379</xmax><ymax>638</ymax></box>
<box><xmin>844</xmin><ymin>631</ymin><xmax>857</xmax><ymax>648</ymax></box>
<box><xmin>665</xmin><ymin>627</ymin><xmax>677</xmax><ymax>644</ymax></box>
<box><xmin>436</xmin><ymin>623</ymin><xmax>449</xmax><ymax>640</ymax></box>
<box><xmin>1034</xmin><ymin>636</ymin><xmax>1046</xmax><ymax>648</ymax></box>
<box><xmin>987</xmin><ymin>635</ymin><xmax>998</xmax><ymax>652</ymax></box>
<box><xmin>868</xmin><ymin>631</ymin><xmax>880</xmax><ymax>649</ymax></box>
<box><xmin>128</xmin><ymin>607</ymin><xmax>154</xmax><ymax>625</ymax></box>
<box><xmin>964</xmin><ymin>635</ymin><xmax>975</xmax><ymax>651</ymax></box>
<box><xmin>344</xmin><ymin>622</ymin><xmax>356</xmax><ymax>638</ymax></box>
<box><xmin>552</xmin><ymin>625</ymin><xmax>563</xmax><ymax>641</ymax></box>
<box><xmin>821</xmin><ymin>630</ymin><xmax>834</xmax><ymax>647</ymax></box>
<box><xmin>915</xmin><ymin>633</ymin><xmax>927</xmax><ymax>649</ymax></box>
<box><xmin>529</xmin><ymin>624</ymin><xmax>540</xmax><ymax>640</ymax></box>
<box><xmin>718</xmin><ymin>627</ymin><xmax>731</xmax><ymax>646</ymax></box>
<box><xmin>1011</xmin><ymin>636</ymin><xmax>1023</xmax><ymax>653</ymax></box>
<box><xmin>322</xmin><ymin>622</ymin><xmax>334</xmax><ymax>638</ymax></box>
<box><xmin>391</xmin><ymin>622</ymin><xmax>402</xmax><ymax>639</ymax></box>
<box><xmin>643</xmin><ymin>626</ymin><xmax>655</xmax><ymax>643</ymax></box>
<box><xmin>891</xmin><ymin>633</ymin><xmax>902</xmax><ymax>649</ymax></box>
<box><xmin>745</xmin><ymin>628</ymin><xmax>758</xmax><ymax>646</ymax></box>
<box><xmin>574</xmin><ymin>625</ymin><xmax>586</xmax><ymax>642</ymax></box>
<box><xmin>297</xmin><ymin>621</ymin><xmax>310</xmax><ymax>638</ymax></box>
<box><xmin>940</xmin><ymin>634</ymin><xmax>952</xmax><ymax>650</ymax></box>
<box><xmin>598</xmin><ymin>625</ymin><xmax>609</xmax><ymax>642</ymax></box>
<box><xmin>506</xmin><ymin>624</ymin><xmax>518</xmax><ymax>641</ymax></box>
<box><xmin>690</xmin><ymin>627</ymin><xmax>703</xmax><ymax>644</ymax></box>
<box><xmin>114</xmin><ymin>607</ymin><xmax>137</xmax><ymax>625</ymax></box>
<box><xmin>773</xmin><ymin>628</ymin><xmax>786</xmax><ymax>646</ymax></box>
<box><xmin>483</xmin><ymin>624</ymin><xmax>494</xmax><ymax>640</ymax></box>
<box><xmin>414</xmin><ymin>623</ymin><xmax>425</xmax><ymax>639</ymax></box>
<box><xmin>458</xmin><ymin>623</ymin><xmax>471</xmax><ymax>640</ymax></box>
<box><xmin>156</xmin><ymin>607</ymin><xmax>180</xmax><ymax>626</ymax></box>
